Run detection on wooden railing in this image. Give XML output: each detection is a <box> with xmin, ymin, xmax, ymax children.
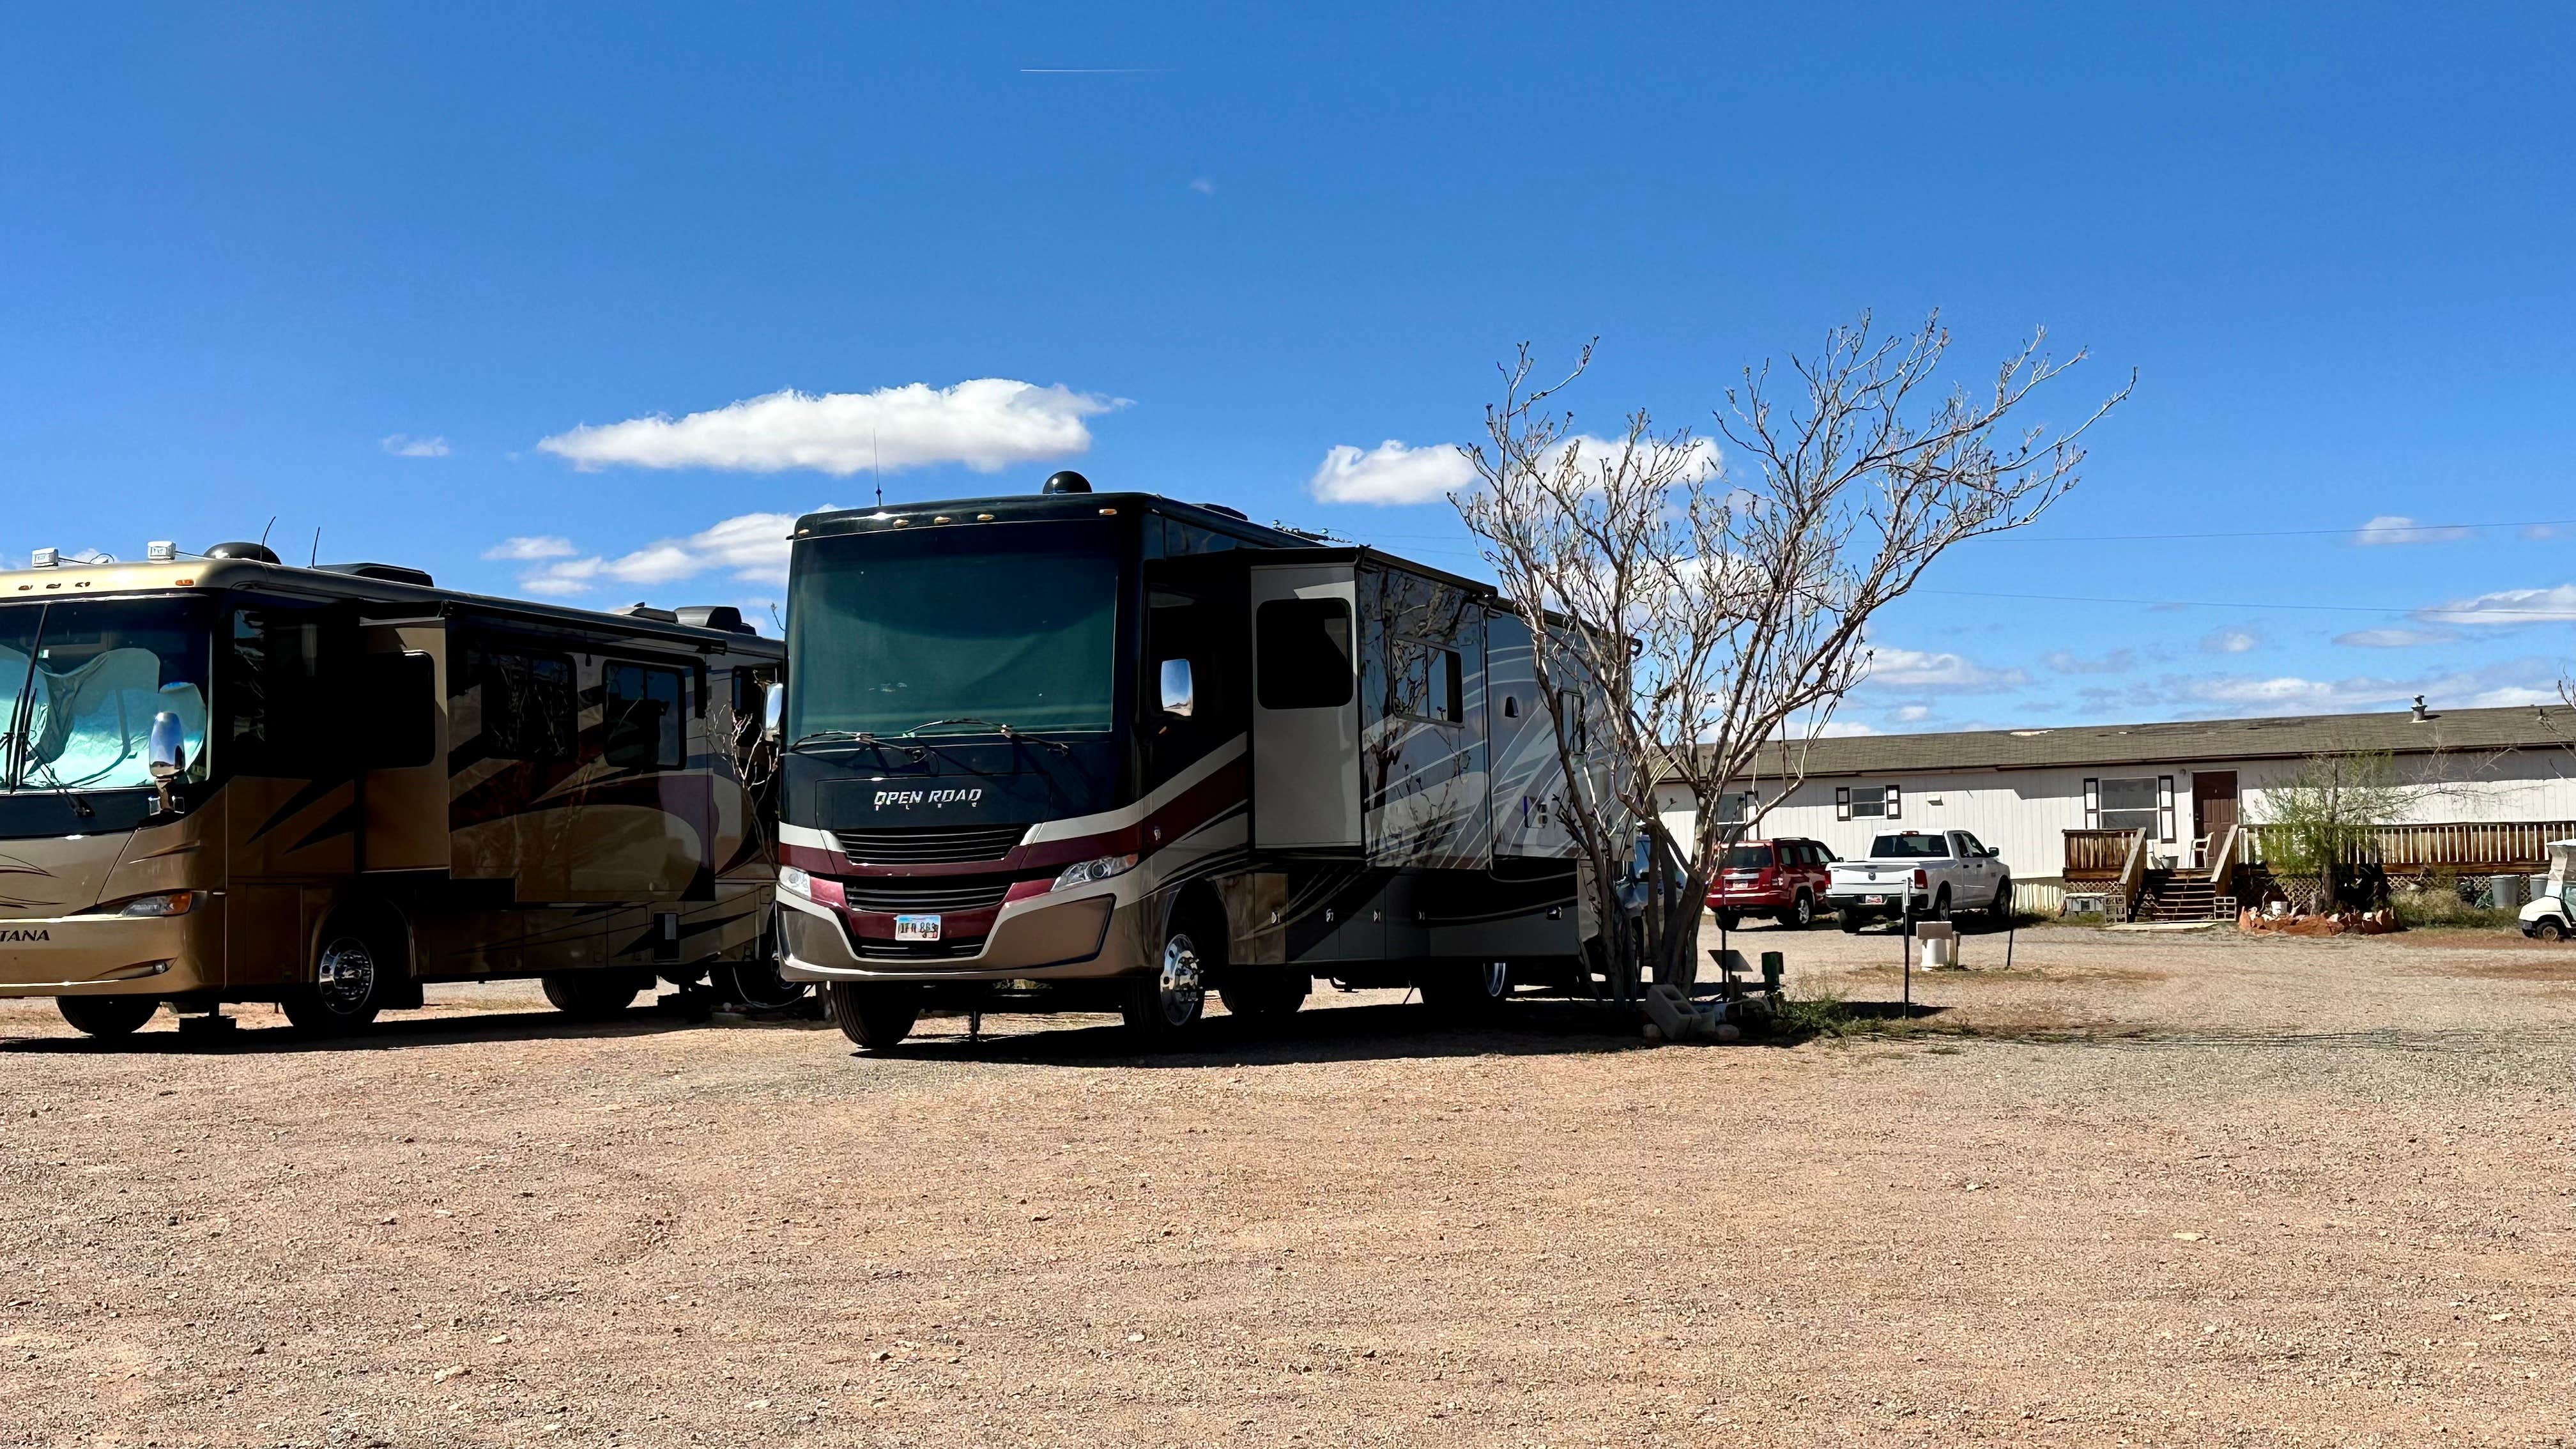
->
<box><xmin>2209</xmin><ymin>822</ymin><xmax>2243</xmax><ymax>901</ymax></box>
<box><xmin>2115</xmin><ymin>830</ymin><xmax>2149</xmax><ymax>920</ymax></box>
<box><xmin>2242</xmin><ymin>820</ymin><xmax>2575</xmax><ymax>873</ymax></box>
<box><xmin>2064</xmin><ymin>828</ymin><xmax>2145</xmax><ymax>880</ymax></box>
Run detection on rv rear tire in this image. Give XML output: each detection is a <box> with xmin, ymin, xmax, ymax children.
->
<box><xmin>57</xmin><ymin>995</ymin><xmax>158</xmax><ymax>1039</ymax></box>
<box><xmin>826</xmin><ymin>983</ymin><xmax>920</xmax><ymax>1050</ymax></box>
<box><xmin>541</xmin><ymin>970</ymin><xmax>644</xmax><ymax>1021</ymax></box>
<box><xmin>1218</xmin><ymin>970</ymin><xmax>1308</xmax><ymax>1019</ymax></box>
<box><xmin>1418</xmin><ymin>960</ymin><xmax>1510</xmax><ymax>1016</ymax></box>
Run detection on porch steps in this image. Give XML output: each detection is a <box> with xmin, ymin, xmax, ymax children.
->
<box><xmin>2137</xmin><ymin>868</ymin><xmax>2225</xmax><ymax>923</ymax></box>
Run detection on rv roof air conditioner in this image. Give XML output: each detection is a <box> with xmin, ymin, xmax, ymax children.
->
<box><xmin>204</xmin><ymin>541</ymin><xmax>282</xmax><ymax>564</ymax></box>
<box><xmin>675</xmin><ymin>605</ymin><xmax>756</xmax><ymax>635</ymax></box>
<box><xmin>1041</xmin><ymin>470</ymin><xmax>1092</xmax><ymax>495</ymax></box>
<box><xmin>317</xmin><ymin>562</ymin><xmax>436</xmax><ymax>587</ymax></box>
<box><xmin>613</xmin><ymin>602</ymin><xmax>680</xmax><ymax>623</ymax></box>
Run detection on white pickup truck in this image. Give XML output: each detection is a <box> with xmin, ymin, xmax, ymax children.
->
<box><xmin>1827</xmin><ymin>829</ymin><xmax>2012</xmax><ymax>931</ymax></box>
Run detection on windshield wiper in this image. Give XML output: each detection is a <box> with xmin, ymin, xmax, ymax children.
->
<box><xmin>788</xmin><ymin>730</ymin><xmax>929</xmax><ymax>762</ymax></box>
<box><xmin>19</xmin><ymin>753</ymin><xmax>94</xmax><ymax>819</ymax></box>
<box><xmin>894</xmin><ymin>717</ymin><xmax>1074</xmax><ymax>755</ymax></box>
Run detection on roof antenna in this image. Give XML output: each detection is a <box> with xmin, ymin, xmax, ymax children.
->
<box><xmin>873</xmin><ymin>429</ymin><xmax>884</xmax><ymax>509</ymax></box>
<box><xmin>310</xmin><ymin>528</ymin><xmax>321</xmax><ymax>567</ymax></box>
<box><xmin>258</xmin><ymin>516</ymin><xmax>277</xmax><ymax>549</ymax></box>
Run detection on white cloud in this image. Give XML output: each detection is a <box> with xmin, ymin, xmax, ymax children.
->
<box><xmin>516</xmin><ymin>511</ymin><xmax>806</xmax><ymax>599</ymax></box>
<box><xmin>2041</xmin><ymin>648</ymin><xmax>2135</xmax><ymax>675</ymax></box>
<box><xmin>2200</xmin><ymin>627</ymin><xmax>2260</xmax><ymax>654</ymax></box>
<box><xmin>1857</xmin><ymin>647</ymin><xmax>2027</xmax><ymax>692</ymax></box>
<box><xmin>381</xmin><ymin>434</ymin><xmax>450</xmax><ymax>458</ymax></box>
<box><xmin>1308</xmin><ymin>440</ymin><xmax>1476</xmax><ymax>505</ymax></box>
<box><xmin>483</xmin><ymin>535</ymin><xmax>577</xmax><ymax>562</ymax></box>
<box><xmin>2333</xmin><ymin>626</ymin><xmax>2458</xmax><ymax>648</ymax></box>
<box><xmin>1889</xmin><ymin>705</ymin><xmax>1933</xmax><ymax>724</ymax></box>
<box><xmin>1813</xmin><ymin>720</ymin><xmax>1878</xmax><ymax>737</ymax></box>
<box><xmin>2354</xmin><ymin>514</ymin><xmax>2471</xmax><ymax>546</ymax></box>
<box><xmin>2416</xmin><ymin>583</ymin><xmax>2576</xmax><ymax>626</ymax></box>
<box><xmin>2159</xmin><ymin>659</ymin><xmax>2559</xmax><ymax>716</ymax></box>
<box><xmin>1307</xmin><ymin>433</ymin><xmax>1720</xmax><ymax>507</ymax></box>
<box><xmin>537</xmin><ymin>379</ymin><xmax>1123</xmax><ymax>476</ymax></box>
<box><xmin>1189</xmin><ymin>176</ymin><xmax>1215</xmax><ymax>195</ymax></box>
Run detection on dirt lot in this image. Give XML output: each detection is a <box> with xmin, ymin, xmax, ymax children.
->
<box><xmin>6</xmin><ymin>922</ymin><xmax>2575</xmax><ymax>1448</ymax></box>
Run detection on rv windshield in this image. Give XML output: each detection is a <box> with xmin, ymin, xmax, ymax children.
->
<box><xmin>0</xmin><ymin>597</ymin><xmax>211</xmax><ymax>792</ymax></box>
<box><xmin>786</xmin><ymin>519</ymin><xmax>1121</xmax><ymax>739</ymax></box>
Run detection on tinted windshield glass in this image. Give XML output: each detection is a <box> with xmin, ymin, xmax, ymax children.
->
<box><xmin>1</xmin><ymin>597</ymin><xmax>210</xmax><ymax>792</ymax></box>
<box><xmin>1722</xmin><ymin>845</ymin><xmax>1774</xmax><ymax>869</ymax></box>
<box><xmin>787</xmin><ymin>520</ymin><xmax>1120</xmax><ymax>737</ymax></box>
<box><xmin>1869</xmin><ymin>832</ymin><xmax>1950</xmax><ymax>859</ymax></box>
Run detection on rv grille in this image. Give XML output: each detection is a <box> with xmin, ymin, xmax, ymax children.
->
<box><xmin>841</xmin><ymin>877</ymin><xmax>1016</xmax><ymax>913</ymax></box>
<box><xmin>852</xmin><ymin>935</ymin><xmax>989</xmax><ymax>961</ymax></box>
<box><xmin>833</xmin><ymin>824</ymin><xmax>1028</xmax><ymax>864</ymax></box>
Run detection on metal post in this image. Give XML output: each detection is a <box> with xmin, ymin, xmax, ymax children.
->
<box><xmin>2005</xmin><ymin>917</ymin><xmax>2016</xmax><ymax>972</ymax></box>
<box><xmin>1901</xmin><ymin>918</ymin><xmax>1912</xmax><ymax>1017</ymax></box>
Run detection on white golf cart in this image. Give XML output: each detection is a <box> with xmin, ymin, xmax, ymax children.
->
<box><xmin>2518</xmin><ymin>839</ymin><xmax>2576</xmax><ymax>940</ymax></box>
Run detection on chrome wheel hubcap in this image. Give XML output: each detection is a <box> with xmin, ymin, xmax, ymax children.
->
<box><xmin>316</xmin><ymin>936</ymin><xmax>376</xmax><ymax>1013</ymax></box>
<box><xmin>1158</xmin><ymin>935</ymin><xmax>1205</xmax><ymax>1026</ymax></box>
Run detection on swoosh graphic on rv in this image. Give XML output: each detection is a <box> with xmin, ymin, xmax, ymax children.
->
<box><xmin>0</xmin><ymin>853</ymin><xmax>53</xmax><ymax>878</ymax></box>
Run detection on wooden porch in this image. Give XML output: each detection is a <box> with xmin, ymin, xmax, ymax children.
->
<box><xmin>2063</xmin><ymin>820</ymin><xmax>2570</xmax><ymax>921</ymax></box>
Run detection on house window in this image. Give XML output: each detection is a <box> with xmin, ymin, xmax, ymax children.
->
<box><xmin>2087</xmin><ymin>774</ymin><xmax>2176</xmax><ymax>842</ymax></box>
<box><xmin>1834</xmin><ymin>783</ymin><xmax>1901</xmax><ymax>820</ymax></box>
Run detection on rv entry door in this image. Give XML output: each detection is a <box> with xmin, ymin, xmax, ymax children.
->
<box><xmin>1249</xmin><ymin>560</ymin><xmax>1361</xmax><ymax>852</ymax></box>
<box><xmin>356</xmin><ymin>619</ymin><xmax>450</xmax><ymax>873</ymax></box>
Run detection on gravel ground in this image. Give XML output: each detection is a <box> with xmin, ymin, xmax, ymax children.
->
<box><xmin>4</xmin><ymin>922</ymin><xmax>2573</xmax><ymax>1448</ymax></box>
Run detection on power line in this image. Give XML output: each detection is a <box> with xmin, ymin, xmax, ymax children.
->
<box><xmin>1920</xmin><ymin>586</ymin><xmax>2573</xmax><ymax>619</ymax></box>
<box><xmin>1331</xmin><ymin>515</ymin><xmax>2576</xmax><ymax>548</ymax></box>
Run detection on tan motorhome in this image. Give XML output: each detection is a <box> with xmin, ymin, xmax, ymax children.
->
<box><xmin>0</xmin><ymin>540</ymin><xmax>785</xmax><ymax>1038</ymax></box>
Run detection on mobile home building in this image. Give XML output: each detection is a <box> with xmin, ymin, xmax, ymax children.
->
<box><xmin>1659</xmin><ymin>704</ymin><xmax>2576</xmax><ymax>912</ymax></box>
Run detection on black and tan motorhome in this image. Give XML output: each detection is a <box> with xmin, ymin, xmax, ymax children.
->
<box><xmin>0</xmin><ymin>540</ymin><xmax>784</xmax><ymax>1038</ymax></box>
<box><xmin>772</xmin><ymin>474</ymin><xmax>1613</xmax><ymax>1048</ymax></box>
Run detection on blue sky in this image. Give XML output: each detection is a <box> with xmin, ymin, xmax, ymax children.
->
<box><xmin>4</xmin><ymin>3</ymin><xmax>2572</xmax><ymax>733</ymax></box>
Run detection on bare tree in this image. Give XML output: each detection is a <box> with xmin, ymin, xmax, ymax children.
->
<box><xmin>2254</xmin><ymin>751</ymin><xmax>2410</xmax><ymax>912</ymax></box>
<box><xmin>1455</xmin><ymin>312</ymin><xmax>2131</xmax><ymax>998</ymax></box>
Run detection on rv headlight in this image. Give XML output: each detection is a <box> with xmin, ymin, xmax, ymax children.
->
<box><xmin>778</xmin><ymin>866</ymin><xmax>814</xmax><ymax>900</ymax></box>
<box><xmin>114</xmin><ymin>891</ymin><xmax>200</xmax><ymax>918</ymax></box>
<box><xmin>1051</xmin><ymin>853</ymin><xmax>1138</xmax><ymax>893</ymax></box>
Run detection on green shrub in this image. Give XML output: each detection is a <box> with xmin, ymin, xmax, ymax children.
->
<box><xmin>2388</xmin><ymin>887</ymin><xmax>2518</xmax><ymax>931</ymax></box>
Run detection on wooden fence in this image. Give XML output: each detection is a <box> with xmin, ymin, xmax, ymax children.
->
<box><xmin>2242</xmin><ymin>820</ymin><xmax>2573</xmax><ymax>873</ymax></box>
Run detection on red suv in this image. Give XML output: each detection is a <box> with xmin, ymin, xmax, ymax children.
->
<box><xmin>1706</xmin><ymin>837</ymin><xmax>1837</xmax><ymax>930</ymax></box>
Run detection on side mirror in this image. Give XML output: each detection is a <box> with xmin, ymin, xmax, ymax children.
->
<box><xmin>148</xmin><ymin>711</ymin><xmax>187</xmax><ymax>783</ymax></box>
<box><xmin>761</xmin><ymin>679</ymin><xmax>786</xmax><ymax>742</ymax></box>
<box><xmin>1158</xmin><ymin>658</ymin><xmax>1195</xmax><ymax>717</ymax></box>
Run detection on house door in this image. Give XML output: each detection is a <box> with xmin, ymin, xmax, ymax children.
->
<box><xmin>2192</xmin><ymin>771</ymin><xmax>2239</xmax><ymax>854</ymax></box>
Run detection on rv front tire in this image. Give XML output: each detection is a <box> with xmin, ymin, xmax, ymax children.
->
<box><xmin>57</xmin><ymin>995</ymin><xmax>158</xmax><ymax>1039</ymax></box>
<box><xmin>282</xmin><ymin>919</ymin><xmax>400</xmax><ymax>1036</ymax></box>
<box><xmin>827</xmin><ymin>982</ymin><xmax>920</xmax><ymax>1050</ymax></box>
<box><xmin>1123</xmin><ymin>930</ymin><xmax>1208</xmax><ymax>1041</ymax></box>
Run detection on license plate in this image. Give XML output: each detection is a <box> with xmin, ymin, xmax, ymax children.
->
<box><xmin>894</xmin><ymin>914</ymin><xmax>942</xmax><ymax>942</ymax></box>
<box><xmin>1864</xmin><ymin>895</ymin><xmax>1888</xmax><ymax>906</ymax></box>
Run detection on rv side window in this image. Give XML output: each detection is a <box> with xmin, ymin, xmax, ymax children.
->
<box><xmin>358</xmin><ymin>652</ymin><xmax>437</xmax><ymax>769</ymax></box>
<box><xmin>1256</xmin><ymin>599</ymin><xmax>1353</xmax><ymax>710</ymax></box>
<box><xmin>604</xmin><ymin>662</ymin><xmax>687</xmax><ymax>770</ymax></box>
<box><xmin>475</xmin><ymin>647</ymin><xmax>578</xmax><ymax>762</ymax></box>
<box><xmin>226</xmin><ymin>605</ymin><xmax>351</xmax><ymax>776</ymax></box>
<box><xmin>1389</xmin><ymin>638</ymin><xmax>1463</xmax><ymax>724</ymax></box>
